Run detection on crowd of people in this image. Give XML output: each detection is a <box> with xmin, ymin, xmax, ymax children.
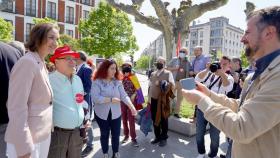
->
<box><xmin>0</xmin><ymin>5</ymin><xmax>280</xmax><ymax>158</ymax></box>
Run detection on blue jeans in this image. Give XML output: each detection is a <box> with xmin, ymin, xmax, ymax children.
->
<box><xmin>226</xmin><ymin>139</ymin><xmax>232</xmax><ymax>158</ymax></box>
<box><xmin>86</xmin><ymin>124</ymin><xmax>94</xmax><ymax>148</ymax></box>
<box><xmin>95</xmin><ymin>111</ymin><xmax>121</xmax><ymax>154</ymax></box>
<box><xmin>86</xmin><ymin>100</ymin><xmax>94</xmax><ymax>148</ymax></box>
<box><xmin>0</xmin><ymin>124</ymin><xmax>7</xmax><ymax>158</ymax></box>
<box><xmin>196</xmin><ymin>109</ymin><xmax>220</xmax><ymax>157</ymax></box>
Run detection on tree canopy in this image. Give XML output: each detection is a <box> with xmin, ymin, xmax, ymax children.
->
<box><xmin>79</xmin><ymin>2</ymin><xmax>138</xmax><ymax>58</ymax></box>
<box><xmin>33</xmin><ymin>17</ymin><xmax>57</xmax><ymax>25</ymax></box>
<box><xmin>135</xmin><ymin>55</ymin><xmax>151</xmax><ymax>70</ymax></box>
<box><xmin>0</xmin><ymin>17</ymin><xmax>13</xmax><ymax>42</ymax></box>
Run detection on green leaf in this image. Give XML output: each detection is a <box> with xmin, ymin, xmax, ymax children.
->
<box><xmin>78</xmin><ymin>2</ymin><xmax>138</xmax><ymax>57</ymax></box>
<box><xmin>0</xmin><ymin>17</ymin><xmax>13</xmax><ymax>42</ymax></box>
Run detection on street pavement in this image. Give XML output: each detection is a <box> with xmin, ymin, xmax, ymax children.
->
<box><xmin>86</xmin><ymin>73</ymin><xmax>228</xmax><ymax>158</ymax></box>
<box><xmin>86</xmin><ymin>121</ymin><xmax>227</xmax><ymax>158</ymax></box>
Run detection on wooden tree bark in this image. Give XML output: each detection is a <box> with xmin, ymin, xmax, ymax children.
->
<box><xmin>107</xmin><ymin>0</ymin><xmax>229</xmax><ymax>61</ymax></box>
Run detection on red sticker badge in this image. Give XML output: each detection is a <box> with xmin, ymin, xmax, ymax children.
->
<box><xmin>75</xmin><ymin>93</ymin><xmax>84</xmax><ymax>104</ymax></box>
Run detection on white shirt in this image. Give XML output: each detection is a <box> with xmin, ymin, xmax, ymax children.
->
<box><xmin>195</xmin><ymin>71</ymin><xmax>234</xmax><ymax>94</ymax></box>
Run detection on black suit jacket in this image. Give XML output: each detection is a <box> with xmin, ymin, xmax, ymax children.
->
<box><xmin>0</xmin><ymin>42</ymin><xmax>23</xmax><ymax>124</ymax></box>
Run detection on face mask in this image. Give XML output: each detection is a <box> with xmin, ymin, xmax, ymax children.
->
<box><xmin>122</xmin><ymin>66</ymin><xmax>131</xmax><ymax>73</ymax></box>
<box><xmin>179</xmin><ymin>53</ymin><xmax>186</xmax><ymax>58</ymax></box>
<box><xmin>156</xmin><ymin>62</ymin><xmax>164</xmax><ymax>70</ymax></box>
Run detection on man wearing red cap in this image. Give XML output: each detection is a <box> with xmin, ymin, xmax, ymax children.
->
<box><xmin>47</xmin><ymin>45</ymin><xmax>89</xmax><ymax>158</ymax></box>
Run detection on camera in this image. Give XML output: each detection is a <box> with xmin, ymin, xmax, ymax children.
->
<box><xmin>209</xmin><ymin>62</ymin><xmax>221</xmax><ymax>73</ymax></box>
<box><xmin>239</xmin><ymin>72</ymin><xmax>248</xmax><ymax>82</ymax></box>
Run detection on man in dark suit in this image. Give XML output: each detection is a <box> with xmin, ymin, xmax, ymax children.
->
<box><xmin>0</xmin><ymin>41</ymin><xmax>25</xmax><ymax>158</ymax></box>
<box><xmin>76</xmin><ymin>51</ymin><xmax>94</xmax><ymax>157</ymax></box>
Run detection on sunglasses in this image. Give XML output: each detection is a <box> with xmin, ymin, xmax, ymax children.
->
<box><xmin>56</xmin><ymin>57</ymin><xmax>77</xmax><ymax>62</ymax></box>
<box><xmin>179</xmin><ymin>50</ymin><xmax>186</xmax><ymax>54</ymax></box>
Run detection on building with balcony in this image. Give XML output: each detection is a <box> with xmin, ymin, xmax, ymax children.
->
<box><xmin>0</xmin><ymin>0</ymin><xmax>95</xmax><ymax>42</ymax></box>
<box><xmin>186</xmin><ymin>17</ymin><xmax>244</xmax><ymax>58</ymax></box>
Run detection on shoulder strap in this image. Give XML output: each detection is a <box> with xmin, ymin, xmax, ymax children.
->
<box><xmin>201</xmin><ymin>72</ymin><xmax>212</xmax><ymax>84</ymax></box>
<box><xmin>208</xmin><ymin>76</ymin><xmax>221</xmax><ymax>90</ymax></box>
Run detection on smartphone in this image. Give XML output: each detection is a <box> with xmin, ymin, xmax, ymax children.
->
<box><xmin>180</xmin><ymin>77</ymin><xmax>196</xmax><ymax>90</ymax></box>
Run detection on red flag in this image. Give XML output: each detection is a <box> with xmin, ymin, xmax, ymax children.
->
<box><xmin>176</xmin><ymin>33</ymin><xmax>181</xmax><ymax>57</ymax></box>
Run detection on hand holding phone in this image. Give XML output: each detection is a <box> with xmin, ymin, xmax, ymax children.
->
<box><xmin>180</xmin><ymin>77</ymin><xmax>196</xmax><ymax>90</ymax></box>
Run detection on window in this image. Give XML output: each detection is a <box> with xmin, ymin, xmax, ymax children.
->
<box><xmin>26</xmin><ymin>0</ymin><xmax>36</xmax><ymax>17</ymax></box>
<box><xmin>26</xmin><ymin>23</ymin><xmax>35</xmax><ymax>42</ymax></box>
<box><xmin>200</xmin><ymin>31</ymin><xmax>203</xmax><ymax>37</ymax></box>
<box><xmin>210</xmin><ymin>39</ymin><xmax>214</xmax><ymax>46</ymax></box>
<box><xmin>66</xmin><ymin>6</ymin><xmax>74</xmax><ymax>24</ymax></box>
<box><xmin>66</xmin><ymin>29</ymin><xmax>74</xmax><ymax>38</ymax></box>
<box><xmin>200</xmin><ymin>40</ymin><xmax>203</xmax><ymax>45</ymax></box>
<box><xmin>81</xmin><ymin>0</ymin><xmax>91</xmax><ymax>6</ymax></box>
<box><xmin>2</xmin><ymin>1</ymin><xmax>13</xmax><ymax>12</ymax></box>
<box><xmin>186</xmin><ymin>41</ymin><xmax>188</xmax><ymax>47</ymax></box>
<box><xmin>191</xmin><ymin>40</ymin><xmax>197</xmax><ymax>46</ymax></box>
<box><xmin>47</xmin><ymin>1</ymin><xmax>56</xmax><ymax>20</ymax></box>
<box><xmin>83</xmin><ymin>10</ymin><xmax>90</xmax><ymax>19</ymax></box>
<box><xmin>191</xmin><ymin>32</ymin><xmax>197</xmax><ymax>38</ymax></box>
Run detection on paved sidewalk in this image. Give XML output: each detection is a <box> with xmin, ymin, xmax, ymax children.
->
<box><xmin>86</xmin><ymin>121</ymin><xmax>228</xmax><ymax>158</ymax></box>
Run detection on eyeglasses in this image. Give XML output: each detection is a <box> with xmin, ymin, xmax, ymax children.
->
<box><xmin>179</xmin><ymin>50</ymin><xmax>186</xmax><ymax>54</ymax></box>
<box><xmin>56</xmin><ymin>57</ymin><xmax>77</xmax><ymax>62</ymax></box>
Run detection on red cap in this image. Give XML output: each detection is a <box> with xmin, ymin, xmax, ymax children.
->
<box><xmin>49</xmin><ymin>45</ymin><xmax>80</xmax><ymax>63</ymax></box>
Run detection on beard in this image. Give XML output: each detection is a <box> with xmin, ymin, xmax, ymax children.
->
<box><xmin>245</xmin><ymin>43</ymin><xmax>259</xmax><ymax>59</ymax></box>
<box><xmin>245</xmin><ymin>47</ymin><xmax>254</xmax><ymax>58</ymax></box>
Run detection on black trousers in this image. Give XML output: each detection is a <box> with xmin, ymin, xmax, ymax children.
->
<box><xmin>150</xmin><ymin>98</ymin><xmax>168</xmax><ymax>140</ymax></box>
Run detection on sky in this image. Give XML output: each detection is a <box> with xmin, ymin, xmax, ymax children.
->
<box><xmin>118</xmin><ymin>0</ymin><xmax>279</xmax><ymax>60</ymax></box>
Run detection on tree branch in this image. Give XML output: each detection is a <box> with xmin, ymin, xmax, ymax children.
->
<box><xmin>149</xmin><ymin>0</ymin><xmax>174</xmax><ymax>34</ymax></box>
<box><xmin>180</xmin><ymin>0</ymin><xmax>229</xmax><ymax>30</ymax></box>
<box><xmin>107</xmin><ymin>0</ymin><xmax>163</xmax><ymax>32</ymax></box>
<box><xmin>132</xmin><ymin>0</ymin><xmax>145</xmax><ymax>9</ymax></box>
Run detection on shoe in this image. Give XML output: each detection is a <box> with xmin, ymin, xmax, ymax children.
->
<box><xmin>81</xmin><ymin>146</ymin><xmax>93</xmax><ymax>157</ymax></box>
<box><xmin>158</xmin><ymin>139</ymin><xmax>167</xmax><ymax>147</ymax></box>
<box><xmin>150</xmin><ymin>138</ymin><xmax>160</xmax><ymax>144</ymax></box>
<box><xmin>104</xmin><ymin>153</ymin><xmax>109</xmax><ymax>158</ymax></box>
<box><xmin>121</xmin><ymin>136</ymin><xmax>129</xmax><ymax>144</ymax></box>
<box><xmin>196</xmin><ymin>154</ymin><xmax>205</xmax><ymax>158</ymax></box>
<box><xmin>190</xmin><ymin>117</ymin><xmax>196</xmax><ymax>123</ymax></box>
<box><xmin>220</xmin><ymin>154</ymin><xmax>226</xmax><ymax>158</ymax></box>
<box><xmin>112</xmin><ymin>152</ymin><xmax>120</xmax><ymax>158</ymax></box>
<box><xmin>131</xmin><ymin>140</ymin><xmax>139</xmax><ymax>147</ymax></box>
<box><xmin>174</xmin><ymin>114</ymin><xmax>181</xmax><ymax>118</ymax></box>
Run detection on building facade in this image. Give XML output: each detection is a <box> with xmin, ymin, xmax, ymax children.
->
<box><xmin>142</xmin><ymin>34</ymin><xmax>166</xmax><ymax>59</ymax></box>
<box><xmin>187</xmin><ymin>16</ymin><xmax>244</xmax><ymax>58</ymax></box>
<box><xmin>0</xmin><ymin>0</ymin><xmax>95</xmax><ymax>42</ymax></box>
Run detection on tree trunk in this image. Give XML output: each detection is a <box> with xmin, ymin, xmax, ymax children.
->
<box><xmin>163</xmin><ymin>32</ymin><xmax>175</xmax><ymax>62</ymax></box>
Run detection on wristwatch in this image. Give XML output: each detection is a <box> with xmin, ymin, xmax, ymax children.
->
<box><xmin>110</xmin><ymin>98</ymin><xmax>113</xmax><ymax>102</ymax></box>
